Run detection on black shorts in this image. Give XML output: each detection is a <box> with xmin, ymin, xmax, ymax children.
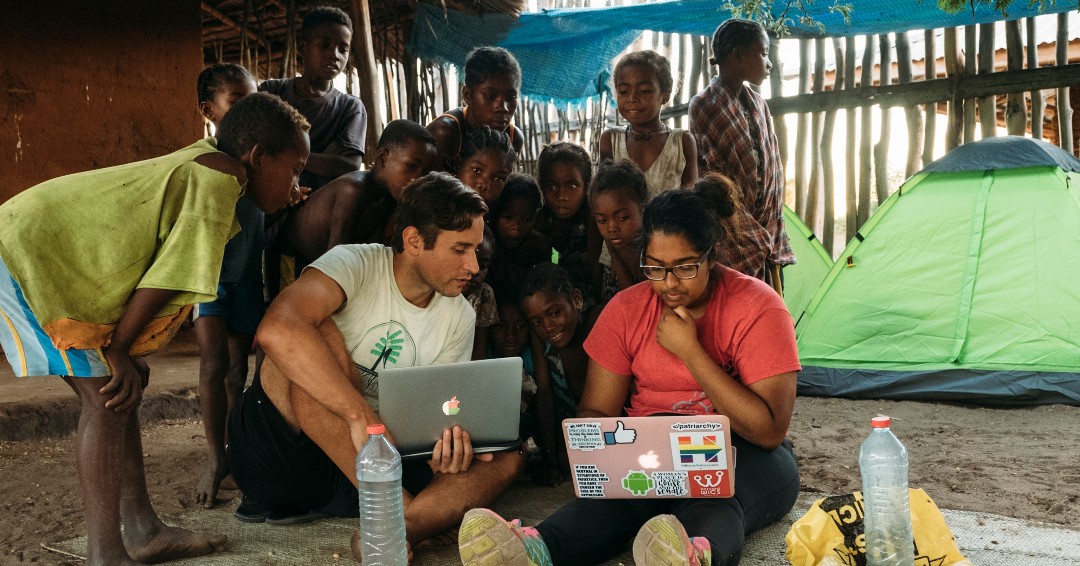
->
<box><xmin>227</xmin><ymin>376</ymin><xmax>432</xmax><ymax>517</ymax></box>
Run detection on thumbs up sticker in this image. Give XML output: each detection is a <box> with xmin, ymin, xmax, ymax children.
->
<box><xmin>603</xmin><ymin>420</ymin><xmax>638</xmax><ymax>445</ymax></box>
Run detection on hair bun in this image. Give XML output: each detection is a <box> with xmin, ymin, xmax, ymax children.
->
<box><xmin>693</xmin><ymin>173</ymin><xmax>741</xmax><ymax>219</ymax></box>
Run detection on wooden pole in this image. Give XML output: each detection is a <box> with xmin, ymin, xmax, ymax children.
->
<box><xmin>845</xmin><ymin>35</ymin><xmax>858</xmax><ymax>242</ymax></box>
<box><xmin>820</xmin><ymin>37</ymin><xmax>843</xmax><ymax>254</ymax></box>
<box><xmin>977</xmin><ymin>23</ymin><xmax>996</xmax><ymax>138</ymax></box>
<box><xmin>944</xmin><ymin>27</ymin><xmax>963</xmax><ymax>150</ymax></box>
<box><xmin>858</xmin><ymin>34</ymin><xmax>875</xmax><ymax>226</ymax></box>
<box><xmin>1027</xmin><ymin>17</ymin><xmax>1043</xmax><ymax>140</ymax></box>
<box><xmin>349</xmin><ymin>0</ymin><xmax>384</xmax><ymax>159</ymax></box>
<box><xmin>794</xmin><ymin>39</ymin><xmax>811</xmax><ymax>217</ymax></box>
<box><xmin>281</xmin><ymin>0</ymin><xmax>296</xmax><ymax>77</ymax></box>
<box><xmin>922</xmin><ymin>29</ymin><xmax>937</xmax><ymax>168</ymax></box>
<box><xmin>806</xmin><ymin>37</ymin><xmax>826</xmax><ymax>231</ymax></box>
<box><xmin>404</xmin><ymin>57</ymin><xmax>420</xmax><ymax>123</ymax></box>
<box><xmin>874</xmin><ymin>33</ymin><xmax>892</xmax><ymax>206</ymax></box>
<box><xmin>1004</xmin><ymin>20</ymin><xmax>1026</xmax><ymax>135</ymax></box>
<box><xmin>964</xmin><ymin>25</ymin><xmax>977</xmax><ymax>142</ymax></box>
<box><xmin>769</xmin><ymin>36</ymin><xmax>787</xmax><ymax>170</ymax></box>
<box><xmin>1057</xmin><ymin>13</ymin><xmax>1074</xmax><ymax>154</ymax></box>
<box><xmin>895</xmin><ymin>31</ymin><xmax>923</xmax><ymax>178</ymax></box>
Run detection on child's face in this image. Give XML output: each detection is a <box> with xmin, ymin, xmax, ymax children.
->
<box><xmin>462</xmin><ymin>76</ymin><xmax>519</xmax><ymax>132</ymax></box>
<box><xmin>490</xmin><ymin>302</ymin><xmax>529</xmax><ymax>358</ymax></box>
<box><xmin>591</xmin><ymin>190</ymin><xmax>643</xmax><ymax>251</ymax></box>
<box><xmin>728</xmin><ymin>33</ymin><xmax>772</xmax><ymax>86</ymax></box>
<box><xmin>615</xmin><ymin>64</ymin><xmax>668</xmax><ymax>127</ymax></box>
<box><xmin>247</xmin><ymin>136</ymin><xmax>311</xmax><ymax>213</ymax></box>
<box><xmin>458</xmin><ymin>148</ymin><xmax>511</xmax><ymax>204</ymax></box>
<box><xmin>377</xmin><ymin>140</ymin><xmax>438</xmax><ymax>200</ymax></box>
<box><xmin>464</xmin><ymin>236</ymin><xmax>494</xmax><ymax>297</ymax></box>
<box><xmin>521</xmin><ymin>290</ymin><xmax>582</xmax><ymax>349</ymax></box>
<box><xmin>542</xmin><ymin>161</ymin><xmax>587</xmax><ymax>220</ymax></box>
<box><xmin>301</xmin><ymin>23</ymin><xmax>352</xmax><ymax>82</ymax></box>
<box><xmin>200</xmin><ymin>78</ymin><xmax>257</xmax><ymax>128</ymax></box>
<box><xmin>495</xmin><ymin>196</ymin><xmax>538</xmax><ymax>250</ymax></box>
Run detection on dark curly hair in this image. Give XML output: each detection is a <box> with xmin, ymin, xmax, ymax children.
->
<box><xmin>518</xmin><ymin>262</ymin><xmax>577</xmax><ymax>306</ymax></box>
<box><xmin>459</xmin><ymin>125</ymin><xmax>518</xmax><ymax>168</ymax></box>
<box><xmin>489</xmin><ymin>173</ymin><xmax>542</xmax><ymax>219</ymax></box>
<box><xmin>464</xmin><ymin>46</ymin><xmax>522</xmax><ymax>89</ymax></box>
<box><xmin>710</xmin><ymin>19</ymin><xmax>767</xmax><ymax>66</ymax></box>
<box><xmin>537</xmin><ymin>142</ymin><xmax>592</xmax><ymax>192</ymax></box>
<box><xmin>197</xmin><ymin>63</ymin><xmax>254</xmax><ymax>103</ymax></box>
<box><xmin>378</xmin><ymin>119</ymin><xmax>436</xmax><ymax>151</ymax></box>
<box><xmin>392</xmin><ymin>172</ymin><xmax>488</xmax><ymax>252</ymax></box>
<box><xmin>217</xmin><ymin>92</ymin><xmax>310</xmax><ymax>158</ymax></box>
<box><xmin>302</xmin><ymin>6</ymin><xmax>352</xmax><ymax>38</ymax></box>
<box><xmin>640</xmin><ymin>173</ymin><xmax>739</xmax><ymax>257</ymax></box>
<box><xmin>613</xmin><ymin>50</ymin><xmax>674</xmax><ymax>96</ymax></box>
<box><xmin>590</xmin><ymin>159</ymin><xmax>648</xmax><ymax>208</ymax></box>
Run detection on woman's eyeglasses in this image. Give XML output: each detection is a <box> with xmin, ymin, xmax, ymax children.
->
<box><xmin>640</xmin><ymin>251</ymin><xmax>710</xmax><ymax>281</ymax></box>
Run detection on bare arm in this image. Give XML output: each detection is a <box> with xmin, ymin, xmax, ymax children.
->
<box><xmin>100</xmin><ymin>288</ymin><xmax>180</xmax><ymax>412</ymax></box>
<box><xmin>256</xmin><ymin>268</ymin><xmax>374</xmax><ymax>453</ymax></box>
<box><xmin>598</xmin><ymin>129</ymin><xmax>614</xmax><ymax>162</ymax></box>
<box><xmin>303</xmin><ymin>149</ymin><xmax>363</xmax><ymax>179</ymax></box>
<box><xmin>575</xmin><ymin>359</ymin><xmax>632</xmax><ymax>419</ymax></box>
<box><xmin>680</xmin><ymin>131</ymin><xmax>699</xmax><ymax>188</ymax></box>
<box><xmin>427</xmin><ymin>117</ymin><xmax>460</xmax><ymax>173</ymax></box>
<box><xmin>657</xmin><ymin>305</ymin><xmax>795</xmax><ymax>449</ymax></box>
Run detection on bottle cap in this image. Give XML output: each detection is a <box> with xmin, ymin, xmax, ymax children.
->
<box><xmin>366</xmin><ymin>424</ymin><xmax>386</xmax><ymax>435</ymax></box>
<box><xmin>870</xmin><ymin>416</ymin><xmax>891</xmax><ymax>428</ymax></box>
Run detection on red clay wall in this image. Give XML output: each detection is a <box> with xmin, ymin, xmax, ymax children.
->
<box><xmin>0</xmin><ymin>0</ymin><xmax>203</xmax><ymax>203</ymax></box>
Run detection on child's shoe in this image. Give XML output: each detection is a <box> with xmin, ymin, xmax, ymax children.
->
<box><xmin>458</xmin><ymin>508</ymin><xmax>553</xmax><ymax>566</ymax></box>
<box><xmin>632</xmin><ymin>514</ymin><xmax>712</xmax><ymax>566</ymax></box>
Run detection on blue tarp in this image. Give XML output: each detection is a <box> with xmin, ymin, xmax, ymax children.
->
<box><xmin>408</xmin><ymin>0</ymin><xmax>1080</xmax><ymax>102</ymax></box>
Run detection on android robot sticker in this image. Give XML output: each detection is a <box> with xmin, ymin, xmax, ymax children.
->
<box><xmin>622</xmin><ymin>470</ymin><xmax>655</xmax><ymax>496</ymax></box>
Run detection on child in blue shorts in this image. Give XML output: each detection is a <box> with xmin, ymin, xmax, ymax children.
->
<box><xmin>190</xmin><ymin>63</ymin><xmax>265</xmax><ymax>509</ymax></box>
<box><xmin>0</xmin><ymin>92</ymin><xmax>310</xmax><ymax>566</ymax></box>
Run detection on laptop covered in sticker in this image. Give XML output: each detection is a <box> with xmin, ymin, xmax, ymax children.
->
<box><xmin>378</xmin><ymin>357</ymin><xmax>523</xmax><ymax>460</ymax></box>
<box><xmin>561</xmin><ymin>414</ymin><xmax>735</xmax><ymax>499</ymax></box>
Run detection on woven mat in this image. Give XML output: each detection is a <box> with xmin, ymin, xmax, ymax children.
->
<box><xmin>44</xmin><ymin>484</ymin><xmax>1080</xmax><ymax>565</ymax></box>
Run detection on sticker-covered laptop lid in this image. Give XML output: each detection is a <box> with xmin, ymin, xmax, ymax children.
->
<box><xmin>562</xmin><ymin>415</ymin><xmax>735</xmax><ymax>499</ymax></box>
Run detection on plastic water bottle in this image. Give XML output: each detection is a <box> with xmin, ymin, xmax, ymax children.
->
<box><xmin>859</xmin><ymin>416</ymin><xmax>915</xmax><ymax>566</ymax></box>
<box><xmin>356</xmin><ymin>424</ymin><xmax>408</xmax><ymax>566</ymax></box>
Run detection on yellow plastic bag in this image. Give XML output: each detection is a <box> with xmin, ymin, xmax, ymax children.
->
<box><xmin>785</xmin><ymin>488</ymin><xmax>973</xmax><ymax>566</ymax></box>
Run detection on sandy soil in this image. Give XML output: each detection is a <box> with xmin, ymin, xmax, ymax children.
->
<box><xmin>1</xmin><ymin>342</ymin><xmax>1078</xmax><ymax>564</ymax></box>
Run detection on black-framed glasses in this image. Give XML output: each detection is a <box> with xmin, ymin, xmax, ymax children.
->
<box><xmin>640</xmin><ymin>251</ymin><xmax>710</xmax><ymax>281</ymax></box>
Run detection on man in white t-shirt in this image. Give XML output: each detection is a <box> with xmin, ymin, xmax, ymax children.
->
<box><xmin>227</xmin><ymin>172</ymin><xmax>524</xmax><ymax>557</ymax></box>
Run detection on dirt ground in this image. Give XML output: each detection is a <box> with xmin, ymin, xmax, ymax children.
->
<box><xmin>2</xmin><ymin>333</ymin><xmax>1079</xmax><ymax>564</ymax></box>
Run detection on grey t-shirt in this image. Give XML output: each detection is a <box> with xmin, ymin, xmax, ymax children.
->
<box><xmin>260</xmin><ymin>78</ymin><xmax>368</xmax><ymax>188</ymax></box>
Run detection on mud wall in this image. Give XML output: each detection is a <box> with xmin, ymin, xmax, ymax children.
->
<box><xmin>0</xmin><ymin>0</ymin><xmax>203</xmax><ymax>203</ymax></box>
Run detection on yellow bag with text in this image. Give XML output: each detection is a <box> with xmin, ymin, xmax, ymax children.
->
<box><xmin>785</xmin><ymin>488</ymin><xmax>973</xmax><ymax>566</ymax></box>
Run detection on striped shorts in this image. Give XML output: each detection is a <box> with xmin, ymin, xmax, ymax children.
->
<box><xmin>0</xmin><ymin>256</ymin><xmax>111</xmax><ymax>378</ymax></box>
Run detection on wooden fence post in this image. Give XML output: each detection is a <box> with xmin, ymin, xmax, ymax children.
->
<box><xmin>977</xmin><ymin>23</ymin><xmax>996</xmax><ymax>138</ymax></box>
<box><xmin>922</xmin><ymin>28</ymin><xmax>937</xmax><ymax>167</ymax></box>
<box><xmin>874</xmin><ymin>33</ymin><xmax>892</xmax><ymax>206</ymax></box>
<box><xmin>895</xmin><ymin>31</ymin><xmax>924</xmax><ymax>177</ymax></box>
<box><xmin>821</xmin><ymin>37</ymin><xmax>844</xmax><ymax>254</ymax></box>
<box><xmin>858</xmin><ymin>34</ymin><xmax>875</xmax><ymax>226</ymax></box>
<box><xmin>845</xmin><ymin>35</ymin><xmax>858</xmax><ymax>242</ymax></box>
<box><xmin>1005</xmin><ymin>20</ymin><xmax>1026</xmax><ymax>135</ymax></box>
<box><xmin>1027</xmin><ymin>17</ymin><xmax>1043</xmax><ymax>140</ymax></box>
<box><xmin>964</xmin><ymin>25</ymin><xmax>978</xmax><ymax>142</ymax></box>
<box><xmin>944</xmin><ymin>27</ymin><xmax>963</xmax><ymax>151</ymax></box>
<box><xmin>795</xmin><ymin>39</ymin><xmax>811</xmax><ymax>217</ymax></box>
<box><xmin>1057</xmin><ymin>13</ymin><xmax>1074</xmax><ymax>153</ymax></box>
<box><xmin>806</xmin><ymin>37</ymin><xmax>826</xmax><ymax>231</ymax></box>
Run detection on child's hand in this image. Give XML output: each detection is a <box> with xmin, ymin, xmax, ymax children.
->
<box><xmin>100</xmin><ymin>350</ymin><xmax>146</xmax><ymax>412</ymax></box>
<box><xmin>290</xmin><ymin>186</ymin><xmax>312</xmax><ymax>206</ymax></box>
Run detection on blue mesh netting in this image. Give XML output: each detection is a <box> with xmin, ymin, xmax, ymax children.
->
<box><xmin>408</xmin><ymin>0</ymin><xmax>1079</xmax><ymax>104</ymax></box>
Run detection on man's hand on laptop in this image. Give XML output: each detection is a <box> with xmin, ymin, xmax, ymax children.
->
<box><xmin>429</xmin><ymin>425</ymin><xmax>493</xmax><ymax>474</ymax></box>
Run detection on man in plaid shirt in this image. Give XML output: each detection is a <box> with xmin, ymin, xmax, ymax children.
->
<box><xmin>690</xmin><ymin>19</ymin><xmax>794</xmax><ymax>293</ymax></box>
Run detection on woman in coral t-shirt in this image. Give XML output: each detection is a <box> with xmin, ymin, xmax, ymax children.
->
<box><xmin>459</xmin><ymin>174</ymin><xmax>801</xmax><ymax>566</ymax></box>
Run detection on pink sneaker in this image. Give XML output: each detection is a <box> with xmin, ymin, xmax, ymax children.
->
<box><xmin>632</xmin><ymin>514</ymin><xmax>712</xmax><ymax>566</ymax></box>
<box><xmin>458</xmin><ymin>508</ymin><xmax>553</xmax><ymax>566</ymax></box>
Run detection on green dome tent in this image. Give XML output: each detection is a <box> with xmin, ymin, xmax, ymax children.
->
<box><xmin>782</xmin><ymin>205</ymin><xmax>834</xmax><ymax>318</ymax></box>
<box><xmin>795</xmin><ymin>137</ymin><xmax>1080</xmax><ymax>405</ymax></box>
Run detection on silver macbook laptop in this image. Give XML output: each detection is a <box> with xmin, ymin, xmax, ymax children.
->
<box><xmin>378</xmin><ymin>357</ymin><xmax>523</xmax><ymax>460</ymax></box>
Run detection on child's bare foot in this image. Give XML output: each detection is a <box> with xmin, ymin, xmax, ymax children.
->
<box><xmin>417</xmin><ymin>527</ymin><xmax>459</xmax><ymax>547</ymax></box>
<box><xmin>193</xmin><ymin>464</ymin><xmax>231</xmax><ymax>508</ymax></box>
<box><xmin>219</xmin><ymin>473</ymin><xmax>239</xmax><ymax>491</ymax></box>
<box><xmin>124</xmin><ymin>522</ymin><xmax>226</xmax><ymax>563</ymax></box>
